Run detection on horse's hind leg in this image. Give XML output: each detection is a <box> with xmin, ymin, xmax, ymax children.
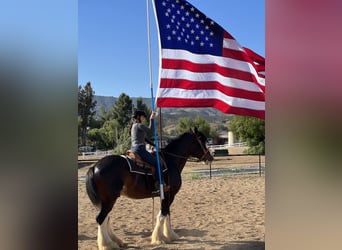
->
<box><xmin>106</xmin><ymin>216</ymin><xmax>125</xmax><ymax>247</ymax></box>
<box><xmin>97</xmin><ymin>201</ymin><xmax>121</xmax><ymax>250</ymax></box>
<box><xmin>98</xmin><ymin>217</ymin><xmax>119</xmax><ymax>250</ymax></box>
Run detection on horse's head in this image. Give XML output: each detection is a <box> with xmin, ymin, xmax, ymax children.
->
<box><xmin>189</xmin><ymin>127</ymin><xmax>214</xmax><ymax>164</ymax></box>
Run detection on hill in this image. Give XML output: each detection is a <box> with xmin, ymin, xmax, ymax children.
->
<box><xmin>93</xmin><ymin>95</ymin><xmax>233</xmax><ymax>132</ymax></box>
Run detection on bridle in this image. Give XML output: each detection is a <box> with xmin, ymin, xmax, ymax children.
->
<box><xmin>193</xmin><ymin>133</ymin><xmax>212</xmax><ymax>162</ymax></box>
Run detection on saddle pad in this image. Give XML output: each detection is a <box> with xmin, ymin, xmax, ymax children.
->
<box><xmin>120</xmin><ymin>155</ymin><xmax>167</xmax><ymax>176</ymax></box>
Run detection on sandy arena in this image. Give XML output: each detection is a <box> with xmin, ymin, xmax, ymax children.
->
<box><xmin>78</xmin><ymin>148</ymin><xmax>265</xmax><ymax>250</ymax></box>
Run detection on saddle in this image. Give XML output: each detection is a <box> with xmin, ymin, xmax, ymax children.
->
<box><xmin>122</xmin><ymin>150</ymin><xmax>167</xmax><ymax>176</ymax></box>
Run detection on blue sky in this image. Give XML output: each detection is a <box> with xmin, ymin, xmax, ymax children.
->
<box><xmin>78</xmin><ymin>0</ymin><xmax>265</xmax><ymax>98</ymax></box>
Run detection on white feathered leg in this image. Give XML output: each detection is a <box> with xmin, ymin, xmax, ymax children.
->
<box><xmin>106</xmin><ymin>216</ymin><xmax>125</xmax><ymax>247</ymax></box>
<box><xmin>151</xmin><ymin>211</ymin><xmax>168</xmax><ymax>244</ymax></box>
<box><xmin>97</xmin><ymin>216</ymin><xmax>120</xmax><ymax>250</ymax></box>
<box><xmin>163</xmin><ymin>214</ymin><xmax>179</xmax><ymax>241</ymax></box>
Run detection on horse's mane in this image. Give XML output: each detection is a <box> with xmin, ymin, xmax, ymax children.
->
<box><xmin>162</xmin><ymin>132</ymin><xmax>191</xmax><ymax>152</ymax></box>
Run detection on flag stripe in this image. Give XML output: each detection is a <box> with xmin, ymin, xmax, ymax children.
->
<box><xmin>160</xmin><ymin>68</ymin><xmax>263</xmax><ymax>93</ymax></box>
<box><xmin>157</xmin><ymin>88</ymin><xmax>265</xmax><ymax>110</ymax></box>
<box><xmin>162</xmin><ymin>48</ymin><xmax>262</xmax><ymax>84</ymax></box>
<box><xmin>162</xmin><ymin>58</ymin><xmax>263</xmax><ymax>91</ymax></box>
<box><xmin>157</xmin><ymin>97</ymin><xmax>265</xmax><ymax>119</ymax></box>
<box><xmin>159</xmin><ymin>78</ymin><xmax>265</xmax><ymax>101</ymax></box>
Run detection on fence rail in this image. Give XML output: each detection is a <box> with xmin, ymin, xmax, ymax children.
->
<box><xmin>78</xmin><ymin>150</ymin><xmax>113</xmax><ymax>160</ymax></box>
<box><xmin>208</xmin><ymin>142</ymin><xmax>248</xmax><ymax>150</ymax></box>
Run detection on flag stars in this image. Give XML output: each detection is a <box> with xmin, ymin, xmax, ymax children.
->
<box><xmin>158</xmin><ymin>1</ymin><xmax>221</xmax><ymax>52</ymax></box>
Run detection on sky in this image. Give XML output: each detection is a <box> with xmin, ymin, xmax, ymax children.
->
<box><xmin>78</xmin><ymin>0</ymin><xmax>265</xmax><ymax>98</ymax></box>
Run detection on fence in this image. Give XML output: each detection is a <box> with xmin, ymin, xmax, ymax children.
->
<box><xmin>78</xmin><ymin>144</ymin><xmax>265</xmax><ymax>178</ymax></box>
<box><xmin>78</xmin><ymin>150</ymin><xmax>113</xmax><ymax>160</ymax></box>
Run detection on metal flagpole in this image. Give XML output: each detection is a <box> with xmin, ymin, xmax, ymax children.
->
<box><xmin>146</xmin><ymin>0</ymin><xmax>164</xmax><ymax>200</ymax></box>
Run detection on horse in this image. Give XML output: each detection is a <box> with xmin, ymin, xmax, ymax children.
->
<box><xmin>85</xmin><ymin>128</ymin><xmax>214</xmax><ymax>249</ymax></box>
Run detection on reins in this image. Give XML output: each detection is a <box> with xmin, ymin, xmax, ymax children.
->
<box><xmin>193</xmin><ymin>133</ymin><xmax>212</xmax><ymax>162</ymax></box>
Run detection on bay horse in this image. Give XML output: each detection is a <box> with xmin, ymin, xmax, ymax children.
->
<box><xmin>85</xmin><ymin>128</ymin><xmax>214</xmax><ymax>249</ymax></box>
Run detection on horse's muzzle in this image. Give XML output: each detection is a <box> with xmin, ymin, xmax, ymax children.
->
<box><xmin>201</xmin><ymin>150</ymin><xmax>214</xmax><ymax>164</ymax></box>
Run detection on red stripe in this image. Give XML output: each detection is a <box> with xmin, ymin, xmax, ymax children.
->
<box><xmin>223</xmin><ymin>30</ymin><xmax>235</xmax><ymax>40</ymax></box>
<box><xmin>159</xmin><ymin>78</ymin><xmax>265</xmax><ymax>101</ymax></box>
<box><xmin>157</xmin><ymin>97</ymin><xmax>265</xmax><ymax>119</ymax></box>
<box><xmin>162</xmin><ymin>58</ymin><xmax>258</xmax><ymax>83</ymax></box>
<box><xmin>243</xmin><ymin>47</ymin><xmax>265</xmax><ymax>66</ymax></box>
<box><xmin>162</xmin><ymin>58</ymin><xmax>265</xmax><ymax>93</ymax></box>
<box><xmin>221</xmin><ymin>47</ymin><xmax>264</xmax><ymax>78</ymax></box>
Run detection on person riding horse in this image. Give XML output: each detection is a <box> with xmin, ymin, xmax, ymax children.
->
<box><xmin>130</xmin><ymin>110</ymin><xmax>159</xmax><ymax>190</ymax></box>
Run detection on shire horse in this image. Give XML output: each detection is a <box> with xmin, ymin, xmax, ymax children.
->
<box><xmin>85</xmin><ymin>128</ymin><xmax>214</xmax><ymax>249</ymax></box>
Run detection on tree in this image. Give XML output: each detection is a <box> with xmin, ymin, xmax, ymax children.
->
<box><xmin>78</xmin><ymin>82</ymin><xmax>97</xmax><ymax>146</ymax></box>
<box><xmin>136</xmin><ymin>97</ymin><xmax>151</xmax><ymax>116</ymax></box>
<box><xmin>177</xmin><ymin>115</ymin><xmax>211</xmax><ymax>138</ymax></box>
<box><xmin>112</xmin><ymin>93</ymin><xmax>133</xmax><ymax>128</ymax></box>
<box><xmin>228</xmin><ymin>116</ymin><xmax>265</xmax><ymax>154</ymax></box>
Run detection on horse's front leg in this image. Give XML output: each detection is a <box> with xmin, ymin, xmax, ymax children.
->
<box><xmin>162</xmin><ymin>213</ymin><xmax>179</xmax><ymax>241</ymax></box>
<box><xmin>151</xmin><ymin>194</ymin><xmax>179</xmax><ymax>244</ymax></box>
<box><xmin>151</xmin><ymin>210</ymin><xmax>169</xmax><ymax>244</ymax></box>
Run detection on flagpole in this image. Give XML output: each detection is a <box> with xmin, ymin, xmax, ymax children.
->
<box><xmin>146</xmin><ymin>0</ymin><xmax>164</xmax><ymax>200</ymax></box>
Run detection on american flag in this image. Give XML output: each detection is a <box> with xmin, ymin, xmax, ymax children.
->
<box><xmin>153</xmin><ymin>0</ymin><xmax>265</xmax><ymax>119</ymax></box>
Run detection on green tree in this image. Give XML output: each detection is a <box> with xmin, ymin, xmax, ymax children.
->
<box><xmin>177</xmin><ymin>115</ymin><xmax>211</xmax><ymax>137</ymax></box>
<box><xmin>136</xmin><ymin>97</ymin><xmax>151</xmax><ymax>116</ymax></box>
<box><xmin>228</xmin><ymin>116</ymin><xmax>265</xmax><ymax>154</ymax></box>
<box><xmin>113</xmin><ymin>126</ymin><xmax>131</xmax><ymax>154</ymax></box>
<box><xmin>78</xmin><ymin>82</ymin><xmax>97</xmax><ymax>146</ymax></box>
<box><xmin>112</xmin><ymin>93</ymin><xmax>133</xmax><ymax>128</ymax></box>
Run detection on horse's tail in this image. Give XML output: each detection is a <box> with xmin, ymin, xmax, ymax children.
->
<box><xmin>85</xmin><ymin>166</ymin><xmax>100</xmax><ymax>208</ymax></box>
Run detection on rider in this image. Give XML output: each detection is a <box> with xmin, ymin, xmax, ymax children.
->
<box><xmin>130</xmin><ymin>110</ymin><xmax>159</xmax><ymax>190</ymax></box>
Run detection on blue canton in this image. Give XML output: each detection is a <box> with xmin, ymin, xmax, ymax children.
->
<box><xmin>154</xmin><ymin>0</ymin><xmax>224</xmax><ymax>56</ymax></box>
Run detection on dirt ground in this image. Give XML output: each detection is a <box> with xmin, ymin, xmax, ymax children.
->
<box><xmin>78</xmin><ymin>147</ymin><xmax>265</xmax><ymax>250</ymax></box>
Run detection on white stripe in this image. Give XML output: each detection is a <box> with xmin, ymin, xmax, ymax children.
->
<box><xmin>160</xmin><ymin>69</ymin><xmax>263</xmax><ymax>93</ymax></box>
<box><xmin>258</xmin><ymin>77</ymin><xmax>265</xmax><ymax>86</ymax></box>
<box><xmin>162</xmin><ymin>49</ymin><xmax>263</xmax><ymax>85</ymax></box>
<box><xmin>222</xmin><ymin>38</ymin><xmax>244</xmax><ymax>51</ymax></box>
<box><xmin>156</xmin><ymin>88</ymin><xmax>265</xmax><ymax>110</ymax></box>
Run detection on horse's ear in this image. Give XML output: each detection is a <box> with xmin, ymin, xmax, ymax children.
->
<box><xmin>194</xmin><ymin>127</ymin><xmax>198</xmax><ymax>134</ymax></box>
<box><xmin>189</xmin><ymin>128</ymin><xmax>194</xmax><ymax>134</ymax></box>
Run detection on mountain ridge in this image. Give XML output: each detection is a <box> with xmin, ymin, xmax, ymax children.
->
<box><xmin>93</xmin><ymin>95</ymin><xmax>232</xmax><ymax>125</ymax></box>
